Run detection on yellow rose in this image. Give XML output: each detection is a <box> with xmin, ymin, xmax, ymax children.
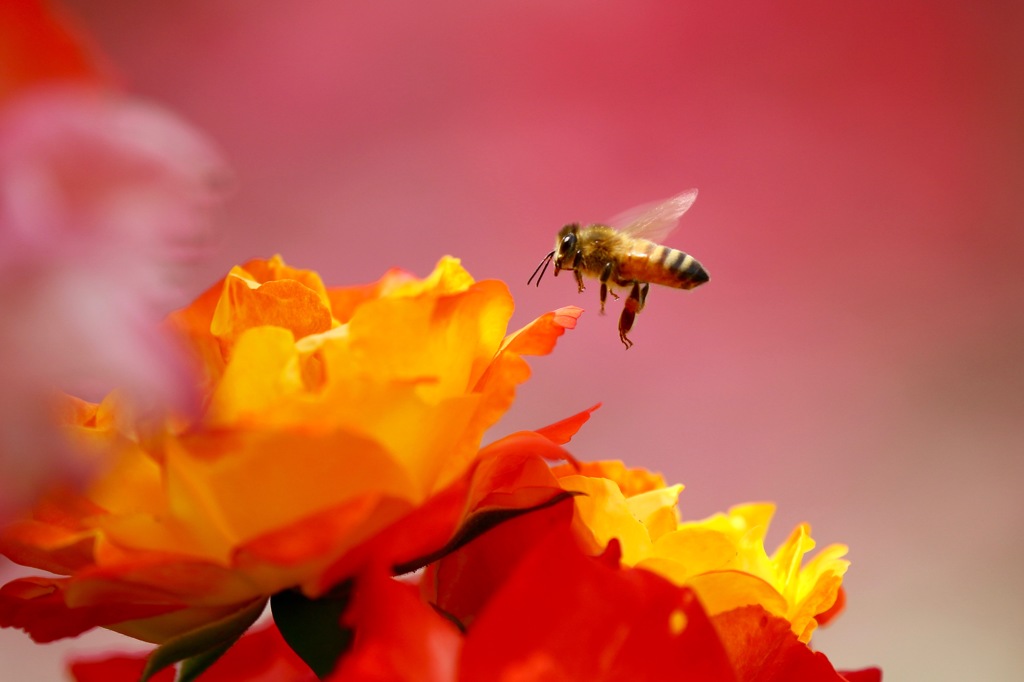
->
<box><xmin>553</xmin><ymin>461</ymin><xmax>849</xmax><ymax>642</ymax></box>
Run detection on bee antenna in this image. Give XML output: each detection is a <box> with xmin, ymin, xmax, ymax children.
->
<box><xmin>528</xmin><ymin>251</ymin><xmax>555</xmax><ymax>287</ymax></box>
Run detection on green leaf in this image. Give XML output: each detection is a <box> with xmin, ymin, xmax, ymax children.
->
<box><xmin>174</xmin><ymin>637</ymin><xmax>235</xmax><ymax>682</ymax></box>
<box><xmin>271</xmin><ymin>584</ymin><xmax>354</xmax><ymax>679</ymax></box>
<box><xmin>393</xmin><ymin>489</ymin><xmax>579</xmax><ymax>575</ymax></box>
<box><xmin>138</xmin><ymin>598</ymin><xmax>267</xmax><ymax>682</ymax></box>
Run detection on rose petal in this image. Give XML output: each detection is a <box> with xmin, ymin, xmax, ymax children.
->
<box><xmin>461</xmin><ymin>528</ymin><xmax>736</xmax><ymax>681</ymax></box>
<box><xmin>532</xmin><ymin>403</ymin><xmax>601</xmax><ymax>445</ymax></box>
<box><xmin>328</xmin><ymin>564</ymin><xmax>461</xmax><ymax>682</ymax></box>
<box><xmin>712</xmin><ymin>605</ymin><xmax>855</xmax><ymax>682</ymax></box>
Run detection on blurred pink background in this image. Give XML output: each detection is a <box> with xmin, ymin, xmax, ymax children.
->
<box><xmin>3</xmin><ymin>1</ymin><xmax>1022</xmax><ymax>679</ymax></box>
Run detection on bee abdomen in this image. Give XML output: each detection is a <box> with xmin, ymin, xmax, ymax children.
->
<box><xmin>648</xmin><ymin>244</ymin><xmax>709</xmax><ymax>290</ymax></box>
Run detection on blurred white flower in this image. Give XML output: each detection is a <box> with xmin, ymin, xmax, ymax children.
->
<box><xmin>0</xmin><ymin>86</ymin><xmax>229</xmax><ymax>520</ymax></box>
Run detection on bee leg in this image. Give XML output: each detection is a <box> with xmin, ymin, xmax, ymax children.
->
<box><xmin>618</xmin><ymin>309</ymin><xmax>635</xmax><ymax>349</ymax></box>
<box><xmin>570</xmin><ymin>251</ymin><xmax>586</xmax><ymax>293</ymax></box>
<box><xmin>638</xmin><ymin>283</ymin><xmax>650</xmax><ymax>312</ymax></box>
<box><xmin>618</xmin><ymin>282</ymin><xmax>643</xmax><ymax>349</ymax></box>
<box><xmin>599</xmin><ymin>262</ymin><xmax>614</xmax><ymax>314</ymax></box>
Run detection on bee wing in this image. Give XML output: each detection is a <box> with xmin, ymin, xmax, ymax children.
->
<box><xmin>609</xmin><ymin>188</ymin><xmax>699</xmax><ymax>242</ymax></box>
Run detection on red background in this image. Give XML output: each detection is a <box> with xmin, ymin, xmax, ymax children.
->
<box><xmin>2</xmin><ymin>2</ymin><xmax>1022</xmax><ymax>679</ymax></box>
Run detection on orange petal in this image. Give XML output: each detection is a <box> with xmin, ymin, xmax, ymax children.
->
<box><xmin>237</xmin><ymin>494</ymin><xmax>415</xmax><ymax>597</ymax></box>
<box><xmin>383</xmin><ymin>256</ymin><xmax>476</xmax><ymax>298</ymax></box>
<box><xmin>551</xmin><ymin>459</ymin><xmax>669</xmax><ymax>497</ymax></box>
<box><xmin>165</xmin><ymin>280</ymin><xmax>228</xmax><ymax>384</ymax></box>
<box><xmin>237</xmin><ymin>256</ymin><xmax>332</xmax><ymax>301</ymax></box>
<box><xmin>499</xmin><ymin>306</ymin><xmax>583</xmax><ymax>356</ymax></box>
<box><xmin>0</xmin><ymin>485</ymin><xmax>105</xmax><ymax>575</ymax></box>
<box><xmin>160</xmin><ymin>429</ymin><xmax>416</xmax><ymax>561</ymax></box>
<box><xmin>533</xmin><ymin>404</ymin><xmax>601</xmax><ymax>445</ymax></box>
<box><xmin>210</xmin><ymin>267</ymin><xmax>333</xmax><ymax>348</ymax></box>
<box><xmin>65</xmin><ymin>556</ymin><xmax>255</xmax><ymax>608</ymax></box>
<box><xmin>816</xmin><ymin>586</ymin><xmax>846</xmax><ymax>628</ymax></box>
<box><xmin>0</xmin><ymin>519</ymin><xmax>96</xmax><ymax>575</ymax></box>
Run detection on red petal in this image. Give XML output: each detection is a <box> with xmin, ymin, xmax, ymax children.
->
<box><xmin>421</xmin><ymin>440</ymin><xmax>575</xmax><ymax>624</ymax></box>
<box><xmin>469</xmin><ymin>435</ymin><xmax>566</xmax><ymax>506</ymax></box>
<box><xmin>198</xmin><ymin>622</ymin><xmax>316</xmax><ymax>682</ymax></box>
<box><xmin>712</xmin><ymin>605</ymin><xmax>852</xmax><ymax>682</ymax></box>
<box><xmin>461</xmin><ymin>527</ymin><xmax>737</xmax><ymax>681</ymax></box>
<box><xmin>0</xmin><ymin>577</ymin><xmax>178</xmax><ymax>643</ymax></box>
<box><xmin>533</xmin><ymin>403</ymin><xmax>601</xmax><ymax>445</ymax></box>
<box><xmin>69</xmin><ymin>655</ymin><xmax>174</xmax><ymax>682</ymax></box>
<box><xmin>236</xmin><ymin>494</ymin><xmax>405</xmax><ymax>568</ymax></box>
<box><xmin>310</xmin><ymin>476</ymin><xmax>471</xmax><ymax>594</ymax></box>
<box><xmin>328</xmin><ymin>565</ymin><xmax>461</xmax><ymax>682</ymax></box>
<box><xmin>0</xmin><ymin>0</ymin><xmax>115</xmax><ymax>102</ymax></box>
<box><xmin>68</xmin><ymin>623</ymin><xmax>317</xmax><ymax>682</ymax></box>
<box><xmin>427</xmin><ymin>490</ymin><xmax>576</xmax><ymax>627</ymax></box>
<box><xmin>315</xmin><ymin>444</ymin><xmax>570</xmax><ymax>593</ymax></box>
<box><xmin>839</xmin><ymin>668</ymin><xmax>883</xmax><ymax>682</ymax></box>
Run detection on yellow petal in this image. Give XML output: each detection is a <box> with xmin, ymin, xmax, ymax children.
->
<box><xmin>205</xmin><ymin>326</ymin><xmax>305</xmax><ymax>428</ymax></box>
<box><xmin>558</xmin><ymin>474</ymin><xmax>654</xmax><ymax>565</ymax></box>
<box><xmin>625</xmin><ymin>485</ymin><xmax>683</xmax><ymax>542</ymax></box>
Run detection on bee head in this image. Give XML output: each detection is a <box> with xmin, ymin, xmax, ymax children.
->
<box><xmin>553</xmin><ymin>223</ymin><xmax>580</xmax><ymax>274</ymax></box>
<box><xmin>528</xmin><ymin>223</ymin><xmax>579</xmax><ymax>287</ymax></box>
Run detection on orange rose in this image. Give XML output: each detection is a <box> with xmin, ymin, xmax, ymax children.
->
<box><xmin>0</xmin><ymin>256</ymin><xmax>581</xmax><ymax>643</ymax></box>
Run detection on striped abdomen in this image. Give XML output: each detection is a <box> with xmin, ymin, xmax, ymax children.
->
<box><xmin>619</xmin><ymin>239</ymin><xmax>709</xmax><ymax>290</ymax></box>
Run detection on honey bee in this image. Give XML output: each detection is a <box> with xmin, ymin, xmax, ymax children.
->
<box><xmin>528</xmin><ymin>188</ymin><xmax>709</xmax><ymax>349</ymax></box>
